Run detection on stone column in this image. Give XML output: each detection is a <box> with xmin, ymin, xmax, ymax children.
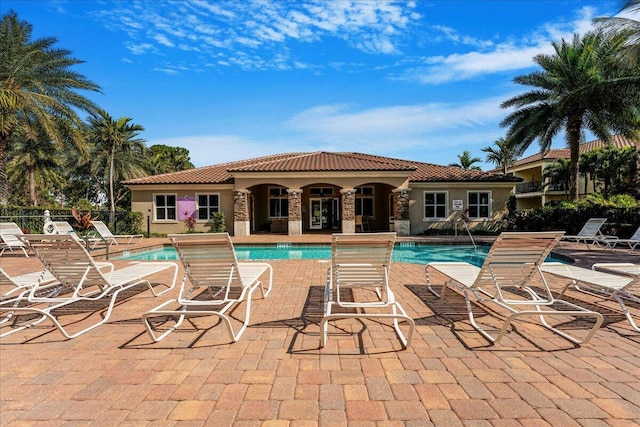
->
<box><xmin>340</xmin><ymin>189</ymin><xmax>356</xmax><ymax>234</ymax></box>
<box><xmin>393</xmin><ymin>188</ymin><xmax>411</xmax><ymax>236</ymax></box>
<box><xmin>233</xmin><ymin>189</ymin><xmax>251</xmax><ymax>237</ymax></box>
<box><xmin>287</xmin><ymin>189</ymin><xmax>303</xmax><ymax>236</ymax></box>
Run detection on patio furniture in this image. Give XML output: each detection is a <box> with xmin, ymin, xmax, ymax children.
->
<box><xmin>601</xmin><ymin>226</ymin><xmax>640</xmax><ymax>254</ymax></box>
<box><xmin>320</xmin><ymin>232</ymin><xmax>415</xmax><ymax>349</ymax></box>
<box><xmin>0</xmin><ymin>222</ymin><xmax>29</xmax><ymax>257</ymax></box>
<box><xmin>425</xmin><ymin>232</ymin><xmax>603</xmax><ymax>345</ymax></box>
<box><xmin>541</xmin><ymin>262</ymin><xmax>639</xmax><ymax>332</ymax></box>
<box><xmin>0</xmin><ymin>234</ymin><xmax>178</xmax><ymax>339</ymax></box>
<box><xmin>46</xmin><ymin>221</ymin><xmax>102</xmax><ymax>248</ymax></box>
<box><xmin>142</xmin><ymin>233</ymin><xmax>273</xmax><ymax>343</ymax></box>
<box><xmin>90</xmin><ymin>220</ymin><xmax>144</xmax><ymax>246</ymax></box>
<box><xmin>0</xmin><ymin>268</ymin><xmax>56</xmax><ymax>301</ymax></box>
<box><xmin>0</xmin><ymin>233</ymin><xmax>29</xmax><ymax>257</ymax></box>
<box><xmin>560</xmin><ymin>218</ymin><xmax>610</xmax><ymax>250</ymax></box>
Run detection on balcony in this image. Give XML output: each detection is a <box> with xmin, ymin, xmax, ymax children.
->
<box><xmin>516</xmin><ymin>181</ymin><xmax>565</xmax><ymax>194</ymax></box>
<box><xmin>515</xmin><ymin>181</ymin><xmax>541</xmax><ymax>194</ymax></box>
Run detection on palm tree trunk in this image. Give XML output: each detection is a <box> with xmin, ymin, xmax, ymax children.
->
<box><xmin>0</xmin><ymin>135</ymin><xmax>9</xmax><ymax>205</ymax></box>
<box><xmin>567</xmin><ymin>116</ymin><xmax>582</xmax><ymax>201</ymax></box>
<box><xmin>109</xmin><ymin>146</ymin><xmax>116</xmax><ymax>225</ymax></box>
<box><xmin>29</xmin><ymin>165</ymin><xmax>38</xmax><ymax>206</ymax></box>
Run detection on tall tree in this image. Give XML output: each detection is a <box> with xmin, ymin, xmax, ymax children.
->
<box><xmin>595</xmin><ymin>0</ymin><xmax>640</xmax><ymax>62</ymax></box>
<box><xmin>85</xmin><ymin>109</ymin><xmax>148</xmax><ymax>224</ymax></box>
<box><xmin>148</xmin><ymin>144</ymin><xmax>194</xmax><ymax>174</ymax></box>
<box><xmin>501</xmin><ymin>30</ymin><xmax>640</xmax><ymax>200</ymax></box>
<box><xmin>8</xmin><ymin>120</ymin><xmax>60</xmax><ymax>206</ymax></box>
<box><xmin>448</xmin><ymin>150</ymin><xmax>482</xmax><ymax>170</ymax></box>
<box><xmin>0</xmin><ymin>10</ymin><xmax>100</xmax><ymax>205</ymax></box>
<box><xmin>482</xmin><ymin>137</ymin><xmax>517</xmax><ymax>174</ymax></box>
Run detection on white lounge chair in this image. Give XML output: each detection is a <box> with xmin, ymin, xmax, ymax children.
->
<box><xmin>602</xmin><ymin>226</ymin><xmax>640</xmax><ymax>254</ymax></box>
<box><xmin>0</xmin><ymin>234</ymin><xmax>178</xmax><ymax>339</ymax></box>
<box><xmin>1</xmin><ymin>268</ymin><xmax>57</xmax><ymax>300</ymax></box>
<box><xmin>142</xmin><ymin>233</ymin><xmax>273</xmax><ymax>343</ymax></box>
<box><xmin>560</xmin><ymin>218</ymin><xmax>611</xmax><ymax>250</ymax></box>
<box><xmin>91</xmin><ymin>220</ymin><xmax>144</xmax><ymax>246</ymax></box>
<box><xmin>425</xmin><ymin>232</ymin><xmax>603</xmax><ymax>345</ymax></box>
<box><xmin>320</xmin><ymin>232</ymin><xmax>415</xmax><ymax>349</ymax></box>
<box><xmin>0</xmin><ymin>222</ymin><xmax>29</xmax><ymax>257</ymax></box>
<box><xmin>541</xmin><ymin>262</ymin><xmax>639</xmax><ymax>332</ymax></box>
<box><xmin>0</xmin><ymin>233</ymin><xmax>29</xmax><ymax>257</ymax></box>
<box><xmin>46</xmin><ymin>221</ymin><xmax>102</xmax><ymax>248</ymax></box>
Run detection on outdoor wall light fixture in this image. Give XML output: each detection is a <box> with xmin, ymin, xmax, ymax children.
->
<box><xmin>290</xmin><ymin>191</ymin><xmax>298</xmax><ymax>198</ymax></box>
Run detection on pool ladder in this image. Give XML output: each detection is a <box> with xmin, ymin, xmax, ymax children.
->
<box><xmin>461</xmin><ymin>220</ymin><xmax>477</xmax><ymax>250</ymax></box>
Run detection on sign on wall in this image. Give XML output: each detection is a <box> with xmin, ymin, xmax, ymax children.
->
<box><xmin>452</xmin><ymin>199</ymin><xmax>464</xmax><ymax>211</ymax></box>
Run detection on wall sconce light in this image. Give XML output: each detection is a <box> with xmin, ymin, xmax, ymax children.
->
<box><xmin>290</xmin><ymin>191</ymin><xmax>298</xmax><ymax>198</ymax></box>
<box><xmin>400</xmin><ymin>190</ymin><xmax>408</xmax><ymax>197</ymax></box>
<box><xmin>234</xmin><ymin>191</ymin><xmax>243</xmax><ymax>200</ymax></box>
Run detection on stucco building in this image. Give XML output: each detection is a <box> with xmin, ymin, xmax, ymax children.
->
<box><xmin>124</xmin><ymin>152</ymin><xmax>520</xmax><ymax>236</ymax></box>
<box><xmin>507</xmin><ymin>135</ymin><xmax>640</xmax><ymax>209</ymax></box>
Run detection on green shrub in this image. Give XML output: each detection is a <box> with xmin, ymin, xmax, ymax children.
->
<box><xmin>208</xmin><ymin>212</ymin><xmax>226</xmax><ymax>233</ymax></box>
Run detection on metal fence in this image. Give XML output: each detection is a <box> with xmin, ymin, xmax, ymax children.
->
<box><xmin>0</xmin><ymin>208</ymin><xmax>114</xmax><ymax>234</ymax></box>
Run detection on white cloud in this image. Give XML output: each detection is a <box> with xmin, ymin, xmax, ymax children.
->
<box><xmin>91</xmin><ymin>1</ymin><xmax>422</xmax><ymax>72</ymax></box>
<box><xmin>400</xmin><ymin>5</ymin><xmax>602</xmax><ymax>84</ymax></box>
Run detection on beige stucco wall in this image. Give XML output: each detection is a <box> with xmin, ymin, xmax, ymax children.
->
<box><xmin>129</xmin><ymin>184</ymin><xmax>235</xmax><ymax>235</ymax></box>
<box><xmin>408</xmin><ymin>182</ymin><xmax>514</xmax><ymax>235</ymax></box>
<box><xmin>128</xmin><ymin>177</ymin><xmax>514</xmax><ymax>236</ymax></box>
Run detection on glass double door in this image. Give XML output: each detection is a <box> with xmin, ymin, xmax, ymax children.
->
<box><xmin>310</xmin><ymin>198</ymin><xmax>339</xmax><ymax>230</ymax></box>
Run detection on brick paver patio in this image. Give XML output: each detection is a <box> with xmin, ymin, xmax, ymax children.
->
<box><xmin>1</xmin><ymin>236</ymin><xmax>639</xmax><ymax>426</ymax></box>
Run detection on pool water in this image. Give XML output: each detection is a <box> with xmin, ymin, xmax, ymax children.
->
<box><xmin>116</xmin><ymin>244</ymin><xmax>490</xmax><ymax>266</ymax></box>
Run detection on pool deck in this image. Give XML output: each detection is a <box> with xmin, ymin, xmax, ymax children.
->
<box><xmin>1</xmin><ymin>234</ymin><xmax>639</xmax><ymax>425</ymax></box>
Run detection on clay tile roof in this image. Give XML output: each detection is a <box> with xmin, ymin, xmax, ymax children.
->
<box><xmin>227</xmin><ymin>152</ymin><xmax>416</xmax><ymax>172</ymax></box>
<box><xmin>409</xmin><ymin>162</ymin><xmax>519</xmax><ymax>182</ymax></box>
<box><xmin>124</xmin><ymin>151</ymin><xmax>518</xmax><ymax>185</ymax></box>
<box><xmin>513</xmin><ymin>135</ymin><xmax>639</xmax><ymax>168</ymax></box>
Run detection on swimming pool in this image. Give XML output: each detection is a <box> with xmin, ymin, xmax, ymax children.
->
<box><xmin>115</xmin><ymin>244</ymin><xmax>491</xmax><ymax>266</ymax></box>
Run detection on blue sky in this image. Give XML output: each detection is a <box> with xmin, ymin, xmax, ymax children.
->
<box><xmin>4</xmin><ymin>0</ymin><xmax>625</xmax><ymax>169</ymax></box>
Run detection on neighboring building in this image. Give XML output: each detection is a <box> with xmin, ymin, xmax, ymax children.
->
<box><xmin>124</xmin><ymin>152</ymin><xmax>520</xmax><ymax>236</ymax></box>
<box><xmin>507</xmin><ymin>135</ymin><xmax>640</xmax><ymax>209</ymax></box>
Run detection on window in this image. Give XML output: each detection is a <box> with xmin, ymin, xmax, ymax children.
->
<box><xmin>309</xmin><ymin>187</ymin><xmax>334</xmax><ymax>196</ymax></box>
<box><xmin>467</xmin><ymin>191</ymin><xmax>491</xmax><ymax>218</ymax></box>
<box><xmin>269</xmin><ymin>187</ymin><xmax>289</xmax><ymax>218</ymax></box>
<box><xmin>196</xmin><ymin>194</ymin><xmax>219</xmax><ymax>221</ymax></box>
<box><xmin>424</xmin><ymin>191</ymin><xmax>448</xmax><ymax>219</ymax></box>
<box><xmin>154</xmin><ymin>194</ymin><xmax>176</xmax><ymax>221</ymax></box>
<box><xmin>355</xmin><ymin>186</ymin><xmax>374</xmax><ymax>217</ymax></box>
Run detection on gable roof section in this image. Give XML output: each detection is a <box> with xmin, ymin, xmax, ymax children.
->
<box><xmin>124</xmin><ymin>151</ymin><xmax>517</xmax><ymax>185</ymax></box>
<box><xmin>513</xmin><ymin>135</ymin><xmax>639</xmax><ymax>168</ymax></box>
<box><xmin>228</xmin><ymin>152</ymin><xmax>416</xmax><ymax>172</ymax></box>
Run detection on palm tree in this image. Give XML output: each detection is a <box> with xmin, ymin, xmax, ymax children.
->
<box><xmin>482</xmin><ymin>137</ymin><xmax>517</xmax><ymax>174</ymax></box>
<box><xmin>501</xmin><ymin>30</ymin><xmax>640</xmax><ymax>201</ymax></box>
<box><xmin>8</xmin><ymin>120</ymin><xmax>60</xmax><ymax>206</ymax></box>
<box><xmin>448</xmin><ymin>150</ymin><xmax>483</xmax><ymax>170</ymax></box>
<box><xmin>595</xmin><ymin>0</ymin><xmax>640</xmax><ymax>62</ymax></box>
<box><xmin>0</xmin><ymin>10</ymin><xmax>100</xmax><ymax>205</ymax></box>
<box><xmin>542</xmin><ymin>159</ymin><xmax>572</xmax><ymax>198</ymax></box>
<box><xmin>579</xmin><ymin>150</ymin><xmax>600</xmax><ymax>195</ymax></box>
<box><xmin>85</xmin><ymin>109</ymin><xmax>148</xmax><ymax>224</ymax></box>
